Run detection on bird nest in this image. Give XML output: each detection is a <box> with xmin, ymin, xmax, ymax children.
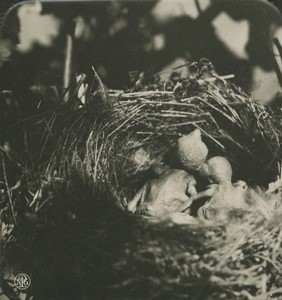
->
<box><xmin>1</xmin><ymin>60</ymin><xmax>282</xmax><ymax>299</ymax></box>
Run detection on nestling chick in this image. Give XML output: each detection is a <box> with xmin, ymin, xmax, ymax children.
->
<box><xmin>191</xmin><ymin>156</ymin><xmax>247</xmax><ymax>220</ymax></box>
<box><xmin>127</xmin><ymin>169</ymin><xmax>197</xmax><ymax>217</ymax></box>
<box><xmin>177</xmin><ymin>129</ymin><xmax>208</xmax><ymax>171</ymax></box>
<box><xmin>191</xmin><ymin>156</ymin><xmax>271</xmax><ymax>221</ymax></box>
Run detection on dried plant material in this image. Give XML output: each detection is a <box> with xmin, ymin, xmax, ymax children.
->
<box><xmin>1</xmin><ymin>60</ymin><xmax>282</xmax><ymax>300</ymax></box>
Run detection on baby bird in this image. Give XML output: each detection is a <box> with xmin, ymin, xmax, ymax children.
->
<box><xmin>191</xmin><ymin>156</ymin><xmax>272</xmax><ymax>221</ymax></box>
<box><xmin>191</xmin><ymin>156</ymin><xmax>248</xmax><ymax>221</ymax></box>
<box><xmin>177</xmin><ymin>129</ymin><xmax>208</xmax><ymax>171</ymax></box>
<box><xmin>127</xmin><ymin>169</ymin><xmax>197</xmax><ymax>217</ymax></box>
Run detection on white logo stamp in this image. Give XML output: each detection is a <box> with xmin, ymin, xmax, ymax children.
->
<box><xmin>14</xmin><ymin>273</ymin><xmax>31</xmax><ymax>290</ymax></box>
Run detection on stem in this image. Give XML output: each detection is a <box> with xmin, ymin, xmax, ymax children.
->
<box><xmin>274</xmin><ymin>38</ymin><xmax>282</xmax><ymax>59</ymax></box>
<box><xmin>63</xmin><ymin>18</ymin><xmax>76</xmax><ymax>103</ymax></box>
<box><xmin>63</xmin><ymin>33</ymin><xmax>74</xmax><ymax>103</ymax></box>
<box><xmin>195</xmin><ymin>0</ymin><xmax>202</xmax><ymax>15</ymax></box>
<box><xmin>273</xmin><ymin>38</ymin><xmax>282</xmax><ymax>88</ymax></box>
<box><xmin>1</xmin><ymin>152</ymin><xmax>17</xmax><ymax>225</ymax></box>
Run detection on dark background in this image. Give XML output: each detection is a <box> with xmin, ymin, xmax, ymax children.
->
<box><xmin>1</xmin><ymin>0</ymin><xmax>282</xmax><ymax>101</ymax></box>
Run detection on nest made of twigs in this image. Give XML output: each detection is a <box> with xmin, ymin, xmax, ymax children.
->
<box><xmin>1</xmin><ymin>60</ymin><xmax>282</xmax><ymax>300</ymax></box>
<box><xmin>36</xmin><ymin>60</ymin><xmax>282</xmax><ymax>205</ymax></box>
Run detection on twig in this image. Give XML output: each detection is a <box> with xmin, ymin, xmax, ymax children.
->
<box><xmin>118</xmin><ymin>75</ymin><xmax>234</xmax><ymax>100</ymax></box>
<box><xmin>195</xmin><ymin>0</ymin><xmax>202</xmax><ymax>15</ymax></box>
<box><xmin>63</xmin><ymin>33</ymin><xmax>74</xmax><ymax>103</ymax></box>
<box><xmin>160</xmin><ymin>110</ymin><xmax>198</xmax><ymax>116</ymax></box>
<box><xmin>194</xmin><ymin>124</ymin><xmax>225</xmax><ymax>149</ymax></box>
<box><xmin>120</xmin><ymin>91</ymin><xmax>174</xmax><ymax>99</ymax></box>
<box><xmin>274</xmin><ymin>38</ymin><xmax>282</xmax><ymax>63</ymax></box>
<box><xmin>118</xmin><ymin>100</ymin><xmax>196</xmax><ymax>107</ymax></box>
<box><xmin>108</xmin><ymin>108</ymin><xmax>143</xmax><ymax>138</ymax></box>
<box><xmin>136</xmin><ymin>132</ymin><xmax>181</xmax><ymax>137</ymax></box>
<box><xmin>160</xmin><ymin>120</ymin><xmax>205</xmax><ymax>127</ymax></box>
<box><xmin>197</xmin><ymin>74</ymin><xmax>235</xmax><ymax>85</ymax></box>
<box><xmin>197</xmin><ymin>96</ymin><xmax>240</xmax><ymax>126</ymax></box>
<box><xmin>0</xmin><ymin>146</ymin><xmax>28</xmax><ymax>174</ymax></box>
<box><xmin>1</xmin><ymin>152</ymin><xmax>17</xmax><ymax>224</ymax></box>
<box><xmin>273</xmin><ymin>38</ymin><xmax>282</xmax><ymax>88</ymax></box>
<box><xmin>92</xmin><ymin>66</ymin><xmax>109</xmax><ymax>104</ymax></box>
<box><xmin>146</xmin><ymin>113</ymin><xmax>192</xmax><ymax>118</ymax></box>
<box><xmin>0</xmin><ymin>180</ymin><xmax>21</xmax><ymax>195</ymax></box>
